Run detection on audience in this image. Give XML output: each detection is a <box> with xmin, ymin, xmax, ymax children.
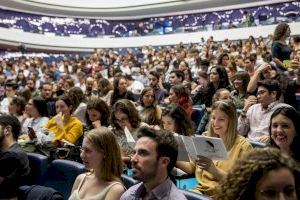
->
<box><xmin>0</xmin><ymin>21</ymin><xmax>299</xmax><ymax>199</ymax></box>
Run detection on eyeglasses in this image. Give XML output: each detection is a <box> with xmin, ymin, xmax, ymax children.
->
<box><xmin>257</xmin><ymin>90</ymin><xmax>267</xmax><ymax>96</ymax></box>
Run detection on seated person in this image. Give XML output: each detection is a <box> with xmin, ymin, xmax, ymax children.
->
<box><xmin>44</xmin><ymin>95</ymin><xmax>83</xmax><ymax>145</ymax></box>
<box><xmin>70</xmin><ymin>127</ymin><xmax>125</xmax><ymax>200</ymax></box>
<box><xmin>215</xmin><ymin>148</ymin><xmax>299</xmax><ymax>200</ymax></box>
<box><xmin>177</xmin><ymin>100</ymin><xmax>252</xmax><ymax>197</ymax></box>
<box><xmin>121</xmin><ymin>127</ymin><xmax>187</xmax><ymax>200</ymax></box>
<box><xmin>238</xmin><ymin>79</ymin><xmax>291</xmax><ymax>143</ymax></box>
<box><xmin>21</xmin><ymin>97</ymin><xmax>49</xmax><ymax>137</ymax></box>
<box><xmin>0</xmin><ymin>115</ymin><xmax>30</xmax><ymax>199</ymax></box>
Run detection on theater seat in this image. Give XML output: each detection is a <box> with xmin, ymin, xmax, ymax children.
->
<box><xmin>179</xmin><ymin>189</ymin><xmax>212</xmax><ymax>200</ymax></box>
<box><xmin>121</xmin><ymin>174</ymin><xmax>138</xmax><ymax>189</ymax></box>
<box><xmin>27</xmin><ymin>153</ymin><xmax>48</xmax><ymax>185</ymax></box>
<box><xmin>18</xmin><ymin>185</ymin><xmax>64</xmax><ymax>200</ymax></box>
<box><xmin>42</xmin><ymin>159</ymin><xmax>86</xmax><ymax>199</ymax></box>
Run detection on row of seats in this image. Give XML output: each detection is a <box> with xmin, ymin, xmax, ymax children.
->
<box><xmin>26</xmin><ymin>153</ymin><xmax>211</xmax><ymax>200</ymax></box>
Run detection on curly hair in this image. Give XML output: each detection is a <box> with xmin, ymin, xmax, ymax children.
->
<box><xmin>215</xmin><ymin>148</ymin><xmax>300</xmax><ymax>200</ymax></box>
<box><xmin>273</xmin><ymin>23</ymin><xmax>290</xmax><ymax>41</ymax></box>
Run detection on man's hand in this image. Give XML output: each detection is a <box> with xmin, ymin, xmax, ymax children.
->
<box><xmin>243</xmin><ymin>95</ymin><xmax>257</xmax><ymax>112</ymax></box>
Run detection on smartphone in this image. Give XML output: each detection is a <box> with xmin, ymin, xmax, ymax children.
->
<box><xmin>28</xmin><ymin>127</ymin><xmax>37</xmax><ymax>140</ymax></box>
<box><xmin>283</xmin><ymin>60</ymin><xmax>291</xmax><ymax>68</ymax></box>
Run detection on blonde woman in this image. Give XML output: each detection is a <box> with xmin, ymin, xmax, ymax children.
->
<box><xmin>69</xmin><ymin>127</ymin><xmax>125</xmax><ymax>200</ymax></box>
<box><xmin>177</xmin><ymin>100</ymin><xmax>252</xmax><ymax>196</ymax></box>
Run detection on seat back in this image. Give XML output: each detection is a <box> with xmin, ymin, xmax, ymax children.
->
<box><xmin>19</xmin><ymin>185</ymin><xmax>64</xmax><ymax>200</ymax></box>
<box><xmin>27</xmin><ymin>153</ymin><xmax>49</xmax><ymax>185</ymax></box>
<box><xmin>121</xmin><ymin>174</ymin><xmax>138</xmax><ymax>189</ymax></box>
<box><xmin>179</xmin><ymin>189</ymin><xmax>212</xmax><ymax>200</ymax></box>
<box><xmin>42</xmin><ymin>159</ymin><xmax>86</xmax><ymax>199</ymax></box>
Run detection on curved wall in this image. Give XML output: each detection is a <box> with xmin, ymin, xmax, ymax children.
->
<box><xmin>0</xmin><ymin>22</ymin><xmax>299</xmax><ymax>52</ymax></box>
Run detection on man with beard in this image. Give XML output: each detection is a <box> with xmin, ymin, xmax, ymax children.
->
<box><xmin>121</xmin><ymin>127</ymin><xmax>187</xmax><ymax>200</ymax></box>
<box><xmin>148</xmin><ymin>71</ymin><xmax>167</xmax><ymax>103</ymax></box>
<box><xmin>0</xmin><ymin>115</ymin><xmax>30</xmax><ymax>199</ymax></box>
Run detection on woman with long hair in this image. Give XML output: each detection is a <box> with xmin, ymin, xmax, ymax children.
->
<box><xmin>177</xmin><ymin>100</ymin><xmax>252</xmax><ymax>196</ymax></box>
<box><xmin>69</xmin><ymin>127</ymin><xmax>125</xmax><ymax>200</ymax></box>
<box><xmin>193</xmin><ymin>65</ymin><xmax>232</xmax><ymax>107</ymax></box>
<box><xmin>98</xmin><ymin>78</ymin><xmax>113</xmax><ymax>106</ymax></box>
<box><xmin>22</xmin><ymin>96</ymin><xmax>49</xmax><ymax>134</ymax></box>
<box><xmin>85</xmin><ymin>99</ymin><xmax>110</xmax><ymax>131</ymax></box>
<box><xmin>169</xmin><ymin>84</ymin><xmax>193</xmax><ymax>115</ymax></box>
<box><xmin>137</xmin><ymin>87</ymin><xmax>161</xmax><ymax>126</ymax></box>
<box><xmin>110</xmin><ymin>77</ymin><xmax>135</xmax><ymax>106</ymax></box>
<box><xmin>272</xmin><ymin>23</ymin><xmax>292</xmax><ymax>70</ymax></box>
<box><xmin>161</xmin><ymin>103</ymin><xmax>194</xmax><ymax>136</ymax></box>
<box><xmin>231</xmin><ymin>71</ymin><xmax>250</xmax><ymax>109</ymax></box>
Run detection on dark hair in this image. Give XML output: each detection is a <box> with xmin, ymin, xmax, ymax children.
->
<box><xmin>232</xmin><ymin>71</ymin><xmax>250</xmax><ymax>93</ymax></box>
<box><xmin>217</xmin><ymin>53</ymin><xmax>229</xmax><ymax>66</ymax></box>
<box><xmin>32</xmin><ymin>96</ymin><xmax>48</xmax><ymax>117</ymax></box>
<box><xmin>136</xmin><ymin>127</ymin><xmax>178</xmax><ymax>173</ymax></box>
<box><xmin>86</xmin><ymin>99</ymin><xmax>110</xmax><ymax>127</ymax></box>
<box><xmin>0</xmin><ymin>115</ymin><xmax>21</xmax><ymax>140</ymax></box>
<box><xmin>273</xmin><ymin>23</ymin><xmax>290</xmax><ymax>41</ymax></box>
<box><xmin>149</xmin><ymin>71</ymin><xmax>160</xmax><ymax>80</ymax></box>
<box><xmin>170</xmin><ymin>70</ymin><xmax>184</xmax><ymax>82</ymax></box>
<box><xmin>11</xmin><ymin>96</ymin><xmax>26</xmax><ymax>115</ymax></box>
<box><xmin>98</xmin><ymin>78</ymin><xmax>113</xmax><ymax>96</ymax></box>
<box><xmin>5</xmin><ymin>81</ymin><xmax>18</xmax><ymax>90</ymax></box>
<box><xmin>257</xmin><ymin>79</ymin><xmax>281</xmax><ymax>100</ymax></box>
<box><xmin>68</xmin><ymin>87</ymin><xmax>86</xmax><ymax>111</ymax></box>
<box><xmin>162</xmin><ymin>103</ymin><xmax>194</xmax><ymax>136</ymax></box>
<box><xmin>110</xmin><ymin>99</ymin><xmax>141</xmax><ymax>130</ymax></box>
<box><xmin>57</xmin><ymin>95</ymin><xmax>74</xmax><ymax>113</ymax></box>
<box><xmin>269</xmin><ymin>107</ymin><xmax>300</xmax><ymax>162</ymax></box>
<box><xmin>111</xmin><ymin>76</ymin><xmax>126</xmax><ymax>106</ymax></box>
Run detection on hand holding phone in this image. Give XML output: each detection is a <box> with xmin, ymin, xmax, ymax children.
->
<box><xmin>28</xmin><ymin>127</ymin><xmax>37</xmax><ymax>140</ymax></box>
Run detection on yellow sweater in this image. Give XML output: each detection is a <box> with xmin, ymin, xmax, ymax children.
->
<box><xmin>192</xmin><ymin>135</ymin><xmax>252</xmax><ymax>196</ymax></box>
<box><xmin>45</xmin><ymin>116</ymin><xmax>83</xmax><ymax>144</ymax></box>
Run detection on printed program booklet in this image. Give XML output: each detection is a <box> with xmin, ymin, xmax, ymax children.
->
<box><xmin>175</xmin><ymin>135</ymin><xmax>228</xmax><ymax>161</ymax></box>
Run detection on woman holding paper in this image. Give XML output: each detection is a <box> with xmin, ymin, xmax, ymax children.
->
<box><xmin>176</xmin><ymin>100</ymin><xmax>252</xmax><ymax>196</ymax></box>
<box><xmin>110</xmin><ymin>99</ymin><xmax>147</xmax><ymax>158</ymax></box>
